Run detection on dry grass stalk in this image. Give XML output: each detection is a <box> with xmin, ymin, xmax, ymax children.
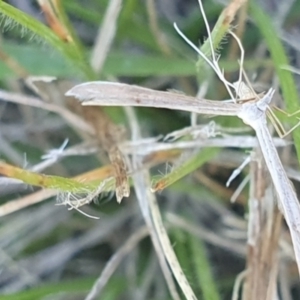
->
<box><xmin>37</xmin><ymin>0</ymin><xmax>72</xmax><ymax>42</ymax></box>
<box><xmin>242</xmin><ymin>150</ymin><xmax>282</xmax><ymax>300</ymax></box>
<box><xmin>67</xmin><ymin>99</ymin><xmax>130</xmax><ymax>203</ymax></box>
<box><xmin>125</xmin><ymin>106</ymin><xmax>183</xmax><ymax>300</ymax></box>
<box><xmin>90</xmin><ymin>0</ymin><xmax>122</xmax><ymax>73</ymax></box>
<box><xmin>66</xmin><ymin>0</ymin><xmax>300</xmax><ymax>285</ymax></box>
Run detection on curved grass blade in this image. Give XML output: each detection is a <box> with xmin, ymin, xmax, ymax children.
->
<box><xmin>0</xmin><ymin>162</ymin><xmax>114</xmax><ymax>193</ymax></box>
<box><xmin>152</xmin><ymin>148</ymin><xmax>219</xmax><ymax>192</ymax></box>
<box><xmin>0</xmin><ymin>277</ymin><xmax>125</xmax><ymax>300</ymax></box>
<box><xmin>196</xmin><ymin>0</ymin><xmax>246</xmax><ymax>77</ymax></box>
<box><xmin>250</xmin><ymin>1</ymin><xmax>300</xmax><ymax>161</ymax></box>
<box><xmin>189</xmin><ymin>234</ymin><xmax>221</xmax><ymax>300</ymax></box>
<box><xmin>0</xmin><ymin>2</ymin><xmax>95</xmax><ymax>79</ymax></box>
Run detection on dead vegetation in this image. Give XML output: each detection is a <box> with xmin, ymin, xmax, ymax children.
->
<box><xmin>1</xmin><ymin>0</ymin><xmax>300</xmax><ymax>299</ymax></box>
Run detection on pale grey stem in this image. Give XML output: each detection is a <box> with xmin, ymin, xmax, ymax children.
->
<box><xmin>85</xmin><ymin>227</ymin><xmax>149</xmax><ymax>300</ymax></box>
<box><xmin>90</xmin><ymin>0</ymin><xmax>122</xmax><ymax>73</ymax></box>
<box><xmin>226</xmin><ymin>156</ymin><xmax>251</xmax><ymax>187</ymax></box>
<box><xmin>230</xmin><ymin>175</ymin><xmax>250</xmax><ymax>203</ymax></box>
<box><xmin>0</xmin><ymin>189</ymin><xmax>57</xmax><ymax>217</ymax></box>
<box><xmin>0</xmin><ymin>89</ymin><xmax>94</xmax><ymax>134</ymax></box>
<box><xmin>232</xmin><ymin>270</ymin><xmax>248</xmax><ymax>300</ymax></box>
<box><xmin>253</xmin><ymin>118</ymin><xmax>300</xmax><ymax>275</ymax></box>
<box><xmin>121</xmin><ymin>136</ymin><xmax>289</xmax><ymax>156</ymax></box>
<box><xmin>125</xmin><ymin>107</ymin><xmax>183</xmax><ymax>300</ymax></box>
<box><xmin>238</xmin><ymin>89</ymin><xmax>300</xmax><ymax>276</ymax></box>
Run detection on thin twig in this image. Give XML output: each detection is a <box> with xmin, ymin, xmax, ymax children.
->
<box><xmin>125</xmin><ymin>106</ymin><xmax>183</xmax><ymax>300</ymax></box>
<box><xmin>167</xmin><ymin>213</ymin><xmax>246</xmax><ymax>256</ymax></box>
<box><xmin>90</xmin><ymin>0</ymin><xmax>122</xmax><ymax>73</ymax></box>
<box><xmin>0</xmin><ymin>89</ymin><xmax>93</xmax><ymax>134</ymax></box>
<box><xmin>85</xmin><ymin>226</ymin><xmax>149</xmax><ymax>300</ymax></box>
<box><xmin>0</xmin><ymin>189</ymin><xmax>57</xmax><ymax>217</ymax></box>
<box><xmin>146</xmin><ymin>0</ymin><xmax>171</xmax><ymax>55</ymax></box>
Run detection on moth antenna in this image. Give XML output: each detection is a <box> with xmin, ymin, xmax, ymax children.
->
<box><xmin>173</xmin><ymin>23</ymin><xmax>218</xmax><ymax>76</ymax></box>
<box><xmin>173</xmin><ymin>23</ymin><xmax>236</xmax><ymax>102</ymax></box>
<box><xmin>229</xmin><ymin>30</ymin><xmax>245</xmax><ymax>93</ymax></box>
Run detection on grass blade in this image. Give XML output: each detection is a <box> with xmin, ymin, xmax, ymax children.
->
<box><xmin>152</xmin><ymin>148</ymin><xmax>219</xmax><ymax>192</ymax></box>
<box><xmin>250</xmin><ymin>1</ymin><xmax>300</xmax><ymax>161</ymax></box>
<box><xmin>0</xmin><ymin>2</ymin><xmax>95</xmax><ymax>79</ymax></box>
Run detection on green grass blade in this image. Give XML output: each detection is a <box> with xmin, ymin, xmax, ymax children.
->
<box><xmin>196</xmin><ymin>10</ymin><xmax>228</xmax><ymax>74</ymax></box>
<box><xmin>0</xmin><ymin>40</ymin><xmax>272</xmax><ymax>79</ymax></box>
<box><xmin>189</xmin><ymin>233</ymin><xmax>220</xmax><ymax>300</ymax></box>
<box><xmin>0</xmin><ymin>1</ymin><xmax>95</xmax><ymax>79</ymax></box>
<box><xmin>0</xmin><ymin>278</ymin><xmax>94</xmax><ymax>300</ymax></box>
<box><xmin>152</xmin><ymin>148</ymin><xmax>219</xmax><ymax>192</ymax></box>
<box><xmin>171</xmin><ymin>228</ymin><xmax>191</xmax><ymax>279</ymax></box>
<box><xmin>0</xmin><ymin>163</ymin><xmax>113</xmax><ymax>193</ymax></box>
<box><xmin>196</xmin><ymin>2</ymin><xmax>244</xmax><ymax>78</ymax></box>
<box><xmin>0</xmin><ymin>277</ymin><xmax>126</xmax><ymax>300</ymax></box>
<box><xmin>250</xmin><ymin>1</ymin><xmax>300</xmax><ymax>161</ymax></box>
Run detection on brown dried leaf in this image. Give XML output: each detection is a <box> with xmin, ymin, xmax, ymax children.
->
<box><xmin>37</xmin><ymin>0</ymin><xmax>72</xmax><ymax>42</ymax></box>
<box><xmin>109</xmin><ymin>146</ymin><xmax>130</xmax><ymax>203</ymax></box>
<box><xmin>67</xmin><ymin>94</ymin><xmax>129</xmax><ymax>202</ymax></box>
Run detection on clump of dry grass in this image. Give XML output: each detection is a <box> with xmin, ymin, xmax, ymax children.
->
<box><xmin>1</xmin><ymin>0</ymin><xmax>300</xmax><ymax>299</ymax></box>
